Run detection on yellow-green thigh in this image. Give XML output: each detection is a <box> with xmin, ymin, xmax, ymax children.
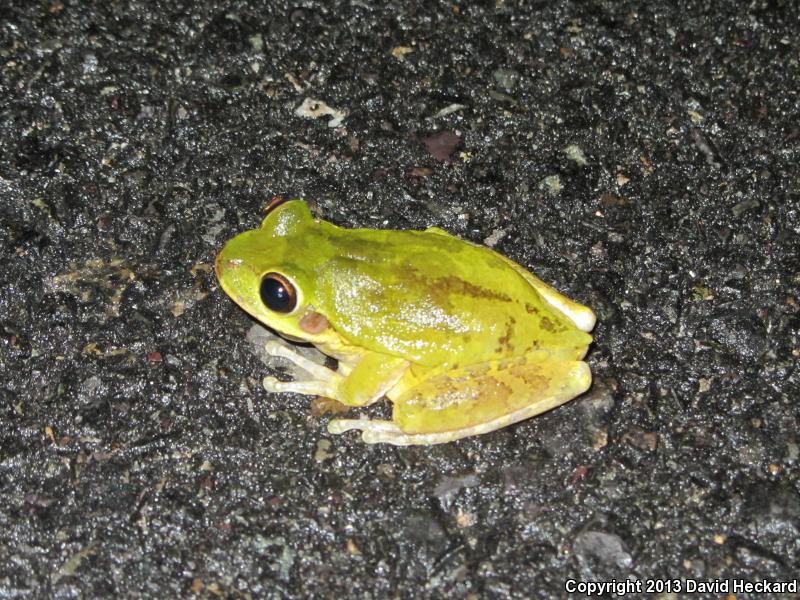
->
<box><xmin>392</xmin><ymin>354</ymin><xmax>591</xmax><ymax>435</ymax></box>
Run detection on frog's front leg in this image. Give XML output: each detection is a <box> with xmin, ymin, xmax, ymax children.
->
<box><xmin>262</xmin><ymin>340</ymin><xmax>341</xmax><ymax>397</ymax></box>
<box><xmin>263</xmin><ymin>341</ymin><xmax>409</xmax><ymax>407</ymax></box>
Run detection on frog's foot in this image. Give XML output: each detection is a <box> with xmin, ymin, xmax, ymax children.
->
<box><xmin>327</xmin><ymin>418</ymin><xmax>400</xmax><ymax>436</ymax></box>
<box><xmin>262</xmin><ymin>340</ymin><xmax>341</xmax><ymax>397</ymax></box>
<box><xmin>327</xmin><ymin>404</ymin><xmax>555</xmax><ymax>446</ymax></box>
<box><xmin>327</xmin><ymin>418</ymin><xmax>417</xmax><ymax>445</ymax></box>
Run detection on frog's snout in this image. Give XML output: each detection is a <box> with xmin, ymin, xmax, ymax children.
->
<box><xmin>214</xmin><ymin>246</ymin><xmax>242</xmax><ymax>277</ymax></box>
<box><xmin>213</xmin><ymin>248</ymin><xmax>227</xmax><ymax>279</ymax></box>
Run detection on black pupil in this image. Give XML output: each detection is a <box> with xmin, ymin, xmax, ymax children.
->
<box><xmin>260</xmin><ymin>277</ymin><xmax>294</xmax><ymax>312</ymax></box>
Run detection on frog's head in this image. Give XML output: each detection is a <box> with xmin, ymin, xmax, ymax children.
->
<box><xmin>215</xmin><ymin>199</ymin><xmax>332</xmax><ymax>341</ymax></box>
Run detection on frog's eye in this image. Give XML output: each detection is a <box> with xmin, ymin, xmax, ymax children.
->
<box><xmin>260</xmin><ymin>272</ymin><xmax>297</xmax><ymax>313</ymax></box>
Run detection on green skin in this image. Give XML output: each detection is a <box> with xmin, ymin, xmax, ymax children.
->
<box><xmin>215</xmin><ymin>200</ymin><xmax>596</xmax><ymax>445</ymax></box>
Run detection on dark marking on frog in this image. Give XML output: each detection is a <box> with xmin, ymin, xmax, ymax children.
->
<box><xmin>540</xmin><ymin>316</ymin><xmax>559</xmax><ymax>333</ymax></box>
<box><xmin>524</xmin><ymin>339</ymin><xmax>541</xmax><ymax>352</ymax></box>
<box><xmin>400</xmin><ymin>269</ymin><xmax>512</xmax><ymax>310</ymax></box>
<box><xmin>495</xmin><ymin>317</ymin><xmax>516</xmax><ymax>354</ymax></box>
<box><xmin>509</xmin><ymin>365</ymin><xmax>548</xmax><ymax>391</ymax></box>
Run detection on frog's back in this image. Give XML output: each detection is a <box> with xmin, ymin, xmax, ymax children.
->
<box><xmin>315</xmin><ymin>225</ymin><xmax>591</xmax><ymax>366</ymax></box>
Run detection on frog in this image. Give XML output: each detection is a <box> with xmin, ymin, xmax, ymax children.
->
<box><xmin>215</xmin><ymin>198</ymin><xmax>596</xmax><ymax>446</ymax></box>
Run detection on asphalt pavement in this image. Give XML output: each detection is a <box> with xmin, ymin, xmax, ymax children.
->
<box><xmin>1</xmin><ymin>1</ymin><xmax>798</xmax><ymax>597</ymax></box>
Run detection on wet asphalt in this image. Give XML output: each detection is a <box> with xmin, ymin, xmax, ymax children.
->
<box><xmin>1</xmin><ymin>1</ymin><xmax>798</xmax><ymax>597</ymax></box>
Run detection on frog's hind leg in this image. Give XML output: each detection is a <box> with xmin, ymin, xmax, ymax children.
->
<box><xmin>329</xmin><ymin>402</ymin><xmax>572</xmax><ymax>445</ymax></box>
<box><xmin>327</xmin><ymin>418</ymin><xmax>403</xmax><ymax>436</ymax></box>
<box><xmin>328</xmin><ymin>354</ymin><xmax>592</xmax><ymax>445</ymax></box>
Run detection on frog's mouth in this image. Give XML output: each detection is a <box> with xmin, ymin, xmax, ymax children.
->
<box><xmin>277</xmin><ymin>331</ymin><xmax>310</xmax><ymax>343</ymax></box>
